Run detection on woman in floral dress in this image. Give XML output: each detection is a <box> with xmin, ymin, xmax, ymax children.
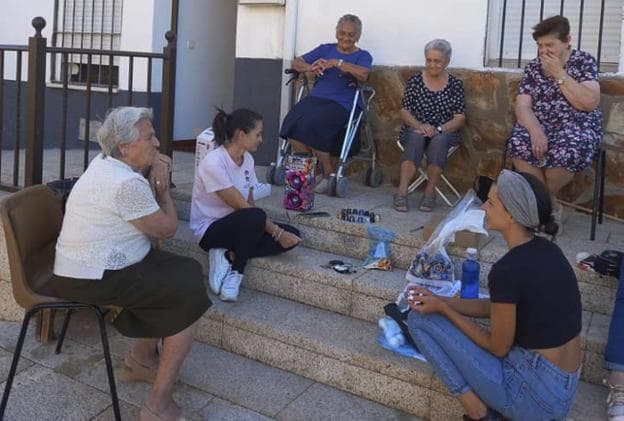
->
<box><xmin>507</xmin><ymin>15</ymin><xmax>602</xmax><ymax>224</ymax></box>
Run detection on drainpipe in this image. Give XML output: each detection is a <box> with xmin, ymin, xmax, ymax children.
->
<box><xmin>279</xmin><ymin>0</ymin><xmax>299</xmax><ymax>122</ymax></box>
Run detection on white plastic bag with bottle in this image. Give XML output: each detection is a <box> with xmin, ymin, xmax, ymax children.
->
<box><xmin>399</xmin><ymin>191</ymin><xmax>487</xmax><ymax>310</ymax></box>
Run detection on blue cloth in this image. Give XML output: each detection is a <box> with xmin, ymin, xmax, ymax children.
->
<box><xmin>604</xmin><ymin>259</ymin><xmax>624</xmax><ymax>371</ymax></box>
<box><xmin>279</xmin><ymin>96</ymin><xmax>349</xmax><ymax>153</ymax></box>
<box><xmin>302</xmin><ymin>43</ymin><xmax>373</xmax><ymax>110</ymax></box>
<box><xmin>407</xmin><ymin>312</ymin><xmax>579</xmax><ymax>420</ymax></box>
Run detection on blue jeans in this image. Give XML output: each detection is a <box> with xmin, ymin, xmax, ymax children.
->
<box><xmin>407</xmin><ymin>312</ymin><xmax>579</xmax><ymax>420</ymax></box>
<box><xmin>604</xmin><ymin>260</ymin><xmax>624</xmax><ymax>371</ymax></box>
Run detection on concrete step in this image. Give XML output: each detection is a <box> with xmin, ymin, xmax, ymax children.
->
<box><xmin>0</xmin><ymin>316</ymin><xmax>421</xmax><ymax>420</ymax></box>
<box><xmin>194</xmin><ymin>288</ymin><xmax>608</xmax><ymax>420</ymax></box>
<box><xmin>171</xmin><ymin>186</ymin><xmax>620</xmax><ymax>318</ymax></box>
<box><xmin>166</xmin><ymin>201</ymin><xmax>619</xmax><ymax>319</ymax></box>
<box><xmin>161</xmin><ymin>221</ymin><xmax>614</xmax><ymax>388</ymax></box>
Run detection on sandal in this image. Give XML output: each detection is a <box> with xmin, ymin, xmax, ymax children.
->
<box><xmin>419</xmin><ymin>195</ymin><xmax>435</xmax><ymax>212</ymax></box>
<box><xmin>393</xmin><ymin>194</ymin><xmax>408</xmax><ymax>212</ymax></box>
<box><xmin>118</xmin><ymin>352</ymin><xmax>158</xmax><ymax>384</ymax></box>
<box><xmin>140</xmin><ymin>401</ymin><xmax>198</xmax><ymax>421</ymax></box>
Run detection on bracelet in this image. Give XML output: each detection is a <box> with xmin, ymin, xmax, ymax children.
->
<box><xmin>275</xmin><ymin>229</ymin><xmax>284</xmax><ymax>242</ymax></box>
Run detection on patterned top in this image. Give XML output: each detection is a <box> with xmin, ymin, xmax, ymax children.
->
<box><xmin>507</xmin><ymin>49</ymin><xmax>602</xmax><ymax>172</ymax></box>
<box><xmin>54</xmin><ymin>154</ymin><xmax>159</xmax><ymax>279</ymax></box>
<box><xmin>399</xmin><ymin>73</ymin><xmax>465</xmax><ymax>139</ymax></box>
<box><xmin>518</xmin><ymin>49</ymin><xmax>601</xmax><ymax>133</ymax></box>
<box><xmin>302</xmin><ymin>43</ymin><xmax>373</xmax><ymax>110</ymax></box>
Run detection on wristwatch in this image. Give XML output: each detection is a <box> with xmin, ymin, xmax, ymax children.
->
<box><xmin>337</xmin><ymin>59</ymin><xmax>344</xmax><ymax>68</ymax></box>
<box><xmin>557</xmin><ymin>76</ymin><xmax>568</xmax><ymax>85</ymax></box>
<box><xmin>437</xmin><ymin>125</ymin><xmax>443</xmax><ymax>134</ymax></box>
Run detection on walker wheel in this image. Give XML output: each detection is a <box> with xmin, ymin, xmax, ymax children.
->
<box><xmin>365</xmin><ymin>167</ymin><xmax>383</xmax><ymax>187</ymax></box>
<box><xmin>266</xmin><ymin>165</ymin><xmax>276</xmax><ymax>184</ymax></box>
<box><xmin>328</xmin><ymin>175</ymin><xmax>337</xmax><ymax>196</ymax></box>
<box><xmin>335</xmin><ymin>176</ymin><xmax>349</xmax><ymax>198</ymax></box>
<box><xmin>274</xmin><ymin>165</ymin><xmax>286</xmax><ymax>186</ymax></box>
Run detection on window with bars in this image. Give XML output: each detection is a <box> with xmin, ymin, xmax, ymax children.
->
<box><xmin>51</xmin><ymin>0</ymin><xmax>124</xmax><ymax>86</ymax></box>
<box><xmin>486</xmin><ymin>0</ymin><xmax>623</xmax><ymax>72</ymax></box>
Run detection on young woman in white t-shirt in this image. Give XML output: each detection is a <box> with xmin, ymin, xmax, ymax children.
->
<box><xmin>191</xmin><ymin>108</ymin><xmax>301</xmax><ymax>301</ymax></box>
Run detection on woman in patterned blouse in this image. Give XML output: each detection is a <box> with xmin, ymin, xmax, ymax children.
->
<box><xmin>506</xmin><ymin>15</ymin><xmax>602</xmax><ymax>227</ymax></box>
<box><xmin>393</xmin><ymin>39</ymin><xmax>465</xmax><ymax>212</ymax></box>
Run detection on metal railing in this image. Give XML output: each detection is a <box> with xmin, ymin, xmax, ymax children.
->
<box><xmin>489</xmin><ymin>0</ymin><xmax>620</xmax><ymax>72</ymax></box>
<box><xmin>0</xmin><ymin>17</ymin><xmax>176</xmax><ymax>191</ymax></box>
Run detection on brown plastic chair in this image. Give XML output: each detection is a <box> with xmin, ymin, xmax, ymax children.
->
<box><xmin>0</xmin><ymin>184</ymin><xmax>121</xmax><ymax>420</ymax></box>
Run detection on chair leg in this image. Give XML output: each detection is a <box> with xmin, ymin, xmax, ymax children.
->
<box><xmin>407</xmin><ymin>169</ymin><xmax>427</xmax><ymax>194</ymax></box>
<box><xmin>91</xmin><ymin>306</ymin><xmax>121</xmax><ymax>421</ymax></box>
<box><xmin>591</xmin><ymin>149</ymin><xmax>604</xmax><ymax>240</ymax></box>
<box><xmin>0</xmin><ymin>308</ymin><xmax>38</xmax><ymax>417</ymax></box>
<box><xmin>599</xmin><ymin>149</ymin><xmax>606</xmax><ymax>224</ymax></box>
<box><xmin>55</xmin><ymin>309</ymin><xmax>73</xmax><ymax>355</ymax></box>
<box><xmin>440</xmin><ymin>174</ymin><xmax>462</xmax><ymax>201</ymax></box>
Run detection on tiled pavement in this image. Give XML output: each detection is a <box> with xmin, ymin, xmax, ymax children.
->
<box><xmin>0</xmin><ymin>312</ymin><xmax>422</xmax><ymax>420</ymax></box>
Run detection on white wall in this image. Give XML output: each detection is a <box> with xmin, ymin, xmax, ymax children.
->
<box><xmin>295</xmin><ymin>0</ymin><xmax>489</xmax><ymax>68</ymax></box>
<box><xmin>0</xmin><ymin>0</ymin><xmax>55</xmax><ymax>80</ymax></box>
<box><xmin>236</xmin><ymin>5</ymin><xmax>285</xmax><ymax>59</ymax></box>
<box><xmin>119</xmin><ymin>0</ymin><xmax>157</xmax><ymax>92</ymax></box>
<box><xmin>174</xmin><ymin>0</ymin><xmax>237</xmax><ymax>139</ymax></box>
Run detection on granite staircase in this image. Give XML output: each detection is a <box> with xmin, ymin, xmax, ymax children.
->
<box><xmin>165</xmin><ymin>180</ymin><xmax>619</xmax><ymax>420</ymax></box>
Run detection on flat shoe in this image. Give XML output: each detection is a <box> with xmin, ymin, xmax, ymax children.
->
<box><xmin>118</xmin><ymin>352</ymin><xmax>158</xmax><ymax>384</ymax></box>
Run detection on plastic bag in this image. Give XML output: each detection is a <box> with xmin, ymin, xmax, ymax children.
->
<box><xmin>363</xmin><ymin>226</ymin><xmax>395</xmax><ymax>271</ymax></box>
<box><xmin>404</xmin><ymin>190</ymin><xmax>487</xmax><ymax>291</ymax></box>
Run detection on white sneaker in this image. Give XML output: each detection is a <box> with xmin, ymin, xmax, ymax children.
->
<box><xmin>208</xmin><ymin>248</ymin><xmax>230</xmax><ymax>295</ymax></box>
<box><xmin>606</xmin><ymin>380</ymin><xmax>624</xmax><ymax>420</ymax></box>
<box><xmin>219</xmin><ymin>270</ymin><xmax>243</xmax><ymax>302</ymax></box>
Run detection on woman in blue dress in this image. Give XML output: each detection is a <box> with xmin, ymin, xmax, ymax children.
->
<box><xmin>279</xmin><ymin>14</ymin><xmax>373</xmax><ymax>194</ymax></box>
<box><xmin>507</xmin><ymin>15</ymin><xmax>602</xmax><ymax>225</ymax></box>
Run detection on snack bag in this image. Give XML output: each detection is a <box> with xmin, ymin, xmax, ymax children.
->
<box><xmin>363</xmin><ymin>226</ymin><xmax>395</xmax><ymax>271</ymax></box>
<box><xmin>283</xmin><ymin>154</ymin><xmax>316</xmax><ymax>211</ymax></box>
<box><xmin>404</xmin><ymin>191</ymin><xmax>487</xmax><ymax>289</ymax></box>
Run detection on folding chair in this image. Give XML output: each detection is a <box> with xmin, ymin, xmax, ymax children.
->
<box><xmin>0</xmin><ymin>185</ymin><xmax>121</xmax><ymax>420</ymax></box>
<box><xmin>396</xmin><ymin>140</ymin><xmax>462</xmax><ymax>206</ymax></box>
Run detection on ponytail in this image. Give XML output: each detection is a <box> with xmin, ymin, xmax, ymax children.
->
<box><xmin>517</xmin><ymin>172</ymin><xmax>560</xmax><ymax>239</ymax></box>
<box><xmin>211</xmin><ymin>107</ymin><xmax>263</xmax><ymax>146</ymax></box>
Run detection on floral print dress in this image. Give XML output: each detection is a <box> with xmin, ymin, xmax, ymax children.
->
<box><xmin>507</xmin><ymin>50</ymin><xmax>602</xmax><ymax>172</ymax></box>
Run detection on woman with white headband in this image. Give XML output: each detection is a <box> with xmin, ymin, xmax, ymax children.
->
<box><xmin>405</xmin><ymin>170</ymin><xmax>581</xmax><ymax>420</ymax></box>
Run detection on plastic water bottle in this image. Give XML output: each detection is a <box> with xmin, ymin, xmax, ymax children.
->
<box><xmin>460</xmin><ymin>248</ymin><xmax>480</xmax><ymax>299</ymax></box>
<box><xmin>378</xmin><ymin>316</ymin><xmax>405</xmax><ymax>348</ymax></box>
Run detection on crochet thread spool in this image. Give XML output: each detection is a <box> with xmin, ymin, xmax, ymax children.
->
<box><xmin>337</xmin><ymin>208</ymin><xmax>380</xmax><ymax>223</ymax></box>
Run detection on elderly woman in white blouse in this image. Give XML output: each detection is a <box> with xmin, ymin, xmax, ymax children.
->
<box><xmin>36</xmin><ymin>107</ymin><xmax>211</xmax><ymax>421</ymax></box>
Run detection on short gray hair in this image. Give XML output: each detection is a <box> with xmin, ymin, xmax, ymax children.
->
<box><xmin>97</xmin><ymin>106</ymin><xmax>153</xmax><ymax>158</ymax></box>
<box><xmin>424</xmin><ymin>39</ymin><xmax>452</xmax><ymax>60</ymax></box>
<box><xmin>336</xmin><ymin>14</ymin><xmax>362</xmax><ymax>36</ymax></box>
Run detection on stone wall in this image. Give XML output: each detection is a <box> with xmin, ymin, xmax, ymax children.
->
<box><xmin>366</xmin><ymin>66</ymin><xmax>624</xmax><ymax>218</ymax></box>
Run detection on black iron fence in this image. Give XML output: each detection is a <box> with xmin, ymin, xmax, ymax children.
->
<box><xmin>0</xmin><ymin>16</ymin><xmax>176</xmax><ymax>192</ymax></box>
<box><xmin>488</xmin><ymin>0</ymin><xmax>622</xmax><ymax>72</ymax></box>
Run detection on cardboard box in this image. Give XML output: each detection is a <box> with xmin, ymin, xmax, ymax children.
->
<box><xmin>422</xmin><ymin>214</ymin><xmax>484</xmax><ymax>250</ymax></box>
<box><xmin>195</xmin><ymin>127</ymin><xmax>216</xmax><ymax>169</ymax></box>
